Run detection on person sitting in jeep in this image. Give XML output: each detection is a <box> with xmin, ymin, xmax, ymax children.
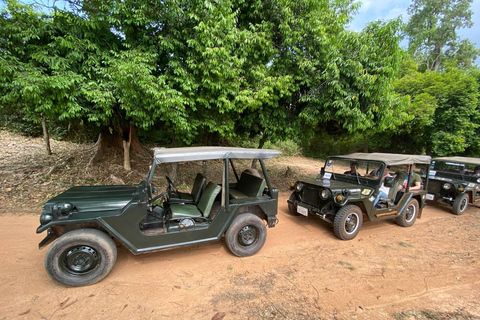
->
<box><xmin>374</xmin><ymin>166</ymin><xmax>392</xmax><ymax>206</ymax></box>
<box><xmin>344</xmin><ymin>162</ymin><xmax>361</xmax><ymax>176</ymax></box>
<box><xmin>473</xmin><ymin>166</ymin><xmax>480</xmax><ymax>177</ymax></box>
<box><xmin>397</xmin><ymin>164</ymin><xmax>422</xmax><ymax>192</ymax></box>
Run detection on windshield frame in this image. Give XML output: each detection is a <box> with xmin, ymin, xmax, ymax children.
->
<box><xmin>323</xmin><ymin>157</ymin><xmax>387</xmax><ymax>185</ymax></box>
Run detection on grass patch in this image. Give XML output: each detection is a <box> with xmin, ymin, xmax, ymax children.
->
<box><xmin>338</xmin><ymin>261</ymin><xmax>355</xmax><ymax>271</ymax></box>
<box><xmin>393</xmin><ymin>309</ymin><xmax>477</xmax><ymax>320</ymax></box>
<box><xmin>398</xmin><ymin>241</ymin><xmax>412</xmax><ymax>247</ymax></box>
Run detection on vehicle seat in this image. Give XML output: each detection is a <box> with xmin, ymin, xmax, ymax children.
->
<box><xmin>170</xmin><ymin>182</ymin><xmax>221</xmax><ymax>218</ymax></box>
<box><xmin>386</xmin><ymin>180</ymin><xmax>401</xmax><ymax>204</ymax></box>
<box><xmin>229</xmin><ymin>172</ymin><xmax>266</xmax><ymax>199</ymax></box>
<box><xmin>169</xmin><ymin>173</ymin><xmax>206</xmax><ymax>204</ymax></box>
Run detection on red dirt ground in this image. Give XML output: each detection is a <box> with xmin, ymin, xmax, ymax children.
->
<box><xmin>0</xmin><ymin>199</ymin><xmax>479</xmax><ymax>320</ymax></box>
<box><xmin>0</xmin><ymin>130</ymin><xmax>479</xmax><ymax>319</ymax></box>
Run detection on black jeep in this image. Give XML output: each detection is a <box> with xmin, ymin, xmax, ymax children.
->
<box><xmin>37</xmin><ymin>147</ymin><xmax>281</xmax><ymax>287</ymax></box>
<box><xmin>426</xmin><ymin>156</ymin><xmax>480</xmax><ymax>214</ymax></box>
<box><xmin>288</xmin><ymin>153</ymin><xmax>431</xmax><ymax>240</ymax></box>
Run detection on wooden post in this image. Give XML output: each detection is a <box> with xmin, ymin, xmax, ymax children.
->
<box><xmin>41</xmin><ymin>116</ymin><xmax>52</xmax><ymax>155</ymax></box>
<box><xmin>123</xmin><ymin>125</ymin><xmax>132</xmax><ymax>171</ymax></box>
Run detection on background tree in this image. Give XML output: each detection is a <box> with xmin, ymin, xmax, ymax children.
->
<box><xmin>405</xmin><ymin>0</ymin><xmax>477</xmax><ymax>71</ymax></box>
<box><xmin>0</xmin><ymin>2</ymin><xmax>86</xmax><ymax>155</ymax></box>
<box><xmin>390</xmin><ymin>65</ymin><xmax>479</xmax><ymax>156</ymax></box>
<box><xmin>298</xmin><ymin>18</ymin><xmax>411</xmax><ymax>152</ymax></box>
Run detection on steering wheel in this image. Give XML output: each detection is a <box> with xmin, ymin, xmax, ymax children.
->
<box><xmin>151</xmin><ymin>191</ymin><xmax>168</xmax><ymax>206</ymax></box>
<box><xmin>166</xmin><ymin>176</ymin><xmax>180</xmax><ymax>197</ymax></box>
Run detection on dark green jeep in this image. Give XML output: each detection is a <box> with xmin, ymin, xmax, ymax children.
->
<box><xmin>37</xmin><ymin>147</ymin><xmax>281</xmax><ymax>287</ymax></box>
<box><xmin>426</xmin><ymin>156</ymin><xmax>480</xmax><ymax>215</ymax></box>
<box><xmin>288</xmin><ymin>153</ymin><xmax>431</xmax><ymax>240</ymax></box>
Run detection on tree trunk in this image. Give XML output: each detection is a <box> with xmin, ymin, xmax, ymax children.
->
<box><xmin>41</xmin><ymin>116</ymin><xmax>52</xmax><ymax>155</ymax></box>
<box><xmin>363</xmin><ymin>135</ymin><xmax>369</xmax><ymax>153</ymax></box>
<box><xmin>129</xmin><ymin>126</ymin><xmax>150</xmax><ymax>157</ymax></box>
<box><xmin>87</xmin><ymin>133</ymin><xmax>108</xmax><ymax>169</ymax></box>
<box><xmin>87</xmin><ymin>126</ymin><xmax>149</xmax><ymax>170</ymax></box>
<box><xmin>251</xmin><ymin>134</ymin><xmax>268</xmax><ymax>169</ymax></box>
<box><xmin>169</xmin><ymin>137</ymin><xmax>179</xmax><ymax>181</ymax></box>
<box><xmin>431</xmin><ymin>43</ymin><xmax>442</xmax><ymax>72</ymax></box>
<box><xmin>123</xmin><ymin>126</ymin><xmax>132</xmax><ymax>171</ymax></box>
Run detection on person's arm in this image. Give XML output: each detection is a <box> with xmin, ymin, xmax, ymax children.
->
<box><xmin>409</xmin><ymin>181</ymin><xmax>421</xmax><ymax>191</ymax></box>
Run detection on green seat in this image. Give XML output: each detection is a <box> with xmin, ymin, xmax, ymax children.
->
<box><xmin>169</xmin><ymin>173</ymin><xmax>206</xmax><ymax>204</ymax></box>
<box><xmin>170</xmin><ymin>182</ymin><xmax>221</xmax><ymax>219</ymax></box>
<box><xmin>229</xmin><ymin>172</ymin><xmax>266</xmax><ymax>199</ymax></box>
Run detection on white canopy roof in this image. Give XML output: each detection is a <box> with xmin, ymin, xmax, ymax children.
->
<box><xmin>433</xmin><ymin>156</ymin><xmax>480</xmax><ymax>166</ymax></box>
<box><xmin>331</xmin><ymin>153</ymin><xmax>431</xmax><ymax>165</ymax></box>
<box><xmin>153</xmin><ymin>147</ymin><xmax>281</xmax><ymax>164</ymax></box>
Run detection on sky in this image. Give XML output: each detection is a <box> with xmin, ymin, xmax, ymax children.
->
<box><xmin>2</xmin><ymin>0</ymin><xmax>480</xmax><ymax>49</ymax></box>
<box><xmin>349</xmin><ymin>0</ymin><xmax>480</xmax><ymax>49</ymax></box>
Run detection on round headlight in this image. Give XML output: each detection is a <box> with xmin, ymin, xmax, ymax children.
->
<box><xmin>443</xmin><ymin>183</ymin><xmax>452</xmax><ymax>190</ymax></box>
<box><xmin>295</xmin><ymin>183</ymin><xmax>304</xmax><ymax>192</ymax></box>
<box><xmin>320</xmin><ymin>189</ymin><xmax>329</xmax><ymax>199</ymax></box>
<box><xmin>477</xmin><ymin>178</ymin><xmax>480</xmax><ymax>184</ymax></box>
<box><xmin>40</xmin><ymin>214</ymin><xmax>54</xmax><ymax>224</ymax></box>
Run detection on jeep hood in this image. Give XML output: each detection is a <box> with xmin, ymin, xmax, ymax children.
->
<box><xmin>44</xmin><ymin>185</ymin><xmax>139</xmax><ymax>213</ymax></box>
<box><xmin>305</xmin><ymin>179</ymin><xmax>361</xmax><ymax>190</ymax></box>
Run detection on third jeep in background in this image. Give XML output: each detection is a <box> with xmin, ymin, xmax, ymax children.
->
<box><xmin>427</xmin><ymin>156</ymin><xmax>480</xmax><ymax>215</ymax></box>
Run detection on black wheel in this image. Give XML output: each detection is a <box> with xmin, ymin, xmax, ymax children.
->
<box><xmin>452</xmin><ymin>193</ymin><xmax>468</xmax><ymax>215</ymax></box>
<box><xmin>225</xmin><ymin>213</ymin><xmax>267</xmax><ymax>257</ymax></box>
<box><xmin>287</xmin><ymin>193</ymin><xmax>300</xmax><ymax>216</ymax></box>
<box><xmin>44</xmin><ymin>229</ymin><xmax>117</xmax><ymax>287</ymax></box>
<box><xmin>395</xmin><ymin>198</ymin><xmax>419</xmax><ymax>227</ymax></box>
<box><xmin>333</xmin><ymin>205</ymin><xmax>363</xmax><ymax>240</ymax></box>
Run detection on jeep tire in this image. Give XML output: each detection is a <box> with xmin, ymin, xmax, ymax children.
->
<box><xmin>44</xmin><ymin>228</ymin><xmax>117</xmax><ymax>287</ymax></box>
<box><xmin>225</xmin><ymin>213</ymin><xmax>267</xmax><ymax>257</ymax></box>
<box><xmin>452</xmin><ymin>193</ymin><xmax>469</xmax><ymax>215</ymax></box>
<box><xmin>333</xmin><ymin>205</ymin><xmax>363</xmax><ymax>240</ymax></box>
<box><xmin>395</xmin><ymin>198</ymin><xmax>419</xmax><ymax>227</ymax></box>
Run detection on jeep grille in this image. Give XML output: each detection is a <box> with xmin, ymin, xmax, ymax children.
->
<box><xmin>301</xmin><ymin>186</ymin><xmax>321</xmax><ymax>207</ymax></box>
<box><xmin>428</xmin><ymin>180</ymin><xmax>443</xmax><ymax>194</ymax></box>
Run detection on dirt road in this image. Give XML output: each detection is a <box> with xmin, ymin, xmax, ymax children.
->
<box><xmin>0</xmin><ymin>195</ymin><xmax>479</xmax><ymax>320</ymax></box>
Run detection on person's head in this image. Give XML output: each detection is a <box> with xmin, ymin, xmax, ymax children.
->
<box><xmin>350</xmin><ymin>162</ymin><xmax>359</xmax><ymax>172</ymax></box>
<box><xmin>474</xmin><ymin>166</ymin><xmax>480</xmax><ymax>174</ymax></box>
<box><xmin>384</xmin><ymin>166</ymin><xmax>390</xmax><ymax>176</ymax></box>
<box><xmin>406</xmin><ymin>164</ymin><xmax>416</xmax><ymax>172</ymax></box>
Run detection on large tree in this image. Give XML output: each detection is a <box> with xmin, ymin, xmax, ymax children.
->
<box><xmin>405</xmin><ymin>0</ymin><xmax>477</xmax><ymax>71</ymax></box>
<box><xmin>0</xmin><ymin>1</ymin><xmax>90</xmax><ymax>155</ymax></box>
<box><xmin>2</xmin><ymin>0</ymin><xmax>416</xmax><ymax>166</ymax></box>
<box><xmin>297</xmin><ymin>18</ymin><xmax>411</xmax><ymax>150</ymax></box>
<box><xmin>392</xmin><ymin>64</ymin><xmax>479</xmax><ymax>156</ymax></box>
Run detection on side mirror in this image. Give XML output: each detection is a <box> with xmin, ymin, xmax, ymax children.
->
<box><xmin>320</xmin><ymin>167</ymin><xmax>325</xmax><ymax>175</ymax></box>
<box><xmin>384</xmin><ymin>176</ymin><xmax>394</xmax><ymax>188</ymax></box>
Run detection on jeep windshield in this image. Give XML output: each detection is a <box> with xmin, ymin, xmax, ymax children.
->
<box><xmin>323</xmin><ymin>158</ymin><xmax>384</xmax><ymax>185</ymax></box>
<box><xmin>430</xmin><ymin>157</ymin><xmax>480</xmax><ymax>183</ymax></box>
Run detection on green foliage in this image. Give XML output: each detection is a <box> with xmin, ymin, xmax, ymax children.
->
<box><xmin>302</xmin><ymin>131</ymin><xmax>366</xmax><ymax>159</ymax></box>
<box><xmin>263</xmin><ymin>140</ymin><xmax>301</xmax><ymax>157</ymax></box>
<box><xmin>298</xmin><ymin>18</ymin><xmax>410</xmax><ymax>139</ymax></box>
<box><xmin>406</xmin><ymin>0</ymin><xmax>477</xmax><ymax>71</ymax></box>
<box><xmin>0</xmin><ymin>0</ymin><xmax>430</xmax><ymax>158</ymax></box>
<box><xmin>390</xmin><ymin>64</ymin><xmax>479</xmax><ymax>156</ymax></box>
